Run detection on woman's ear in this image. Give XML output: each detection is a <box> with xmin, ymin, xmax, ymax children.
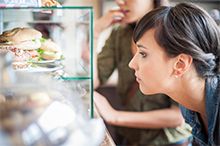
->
<box><xmin>174</xmin><ymin>54</ymin><xmax>193</xmax><ymax>77</ymax></box>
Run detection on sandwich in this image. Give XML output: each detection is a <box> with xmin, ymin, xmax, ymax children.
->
<box><xmin>38</xmin><ymin>39</ymin><xmax>62</xmax><ymax>60</ymax></box>
<box><xmin>0</xmin><ymin>27</ymin><xmax>42</xmax><ymax>61</ymax></box>
<box><xmin>0</xmin><ymin>46</ymin><xmax>32</xmax><ymax>69</ymax></box>
<box><xmin>0</xmin><ymin>27</ymin><xmax>42</xmax><ymax>50</ymax></box>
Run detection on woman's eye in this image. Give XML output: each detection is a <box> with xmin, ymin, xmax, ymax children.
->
<box><xmin>139</xmin><ymin>52</ymin><xmax>147</xmax><ymax>58</ymax></box>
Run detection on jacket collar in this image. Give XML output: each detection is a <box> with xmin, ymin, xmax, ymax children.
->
<box><xmin>180</xmin><ymin>75</ymin><xmax>220</xmax><ymax>145</ymax></box>
<box><xmin>205</xmin><ymin>76</ymin><xmax>220</xmax><ymax>145</ymax></box>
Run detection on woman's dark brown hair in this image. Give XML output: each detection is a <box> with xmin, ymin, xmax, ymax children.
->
<box><xmin>154</xmin><ymin>0</ymin><xmax>163</xmax><ymax>8</ymax></box>
<box><xmin>133</xmin><ymin>2</ymin><xmax>220</xmax><ymax>78</ymax></box>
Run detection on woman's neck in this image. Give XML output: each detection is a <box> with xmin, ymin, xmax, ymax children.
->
<box><xmin>178</xmin><ymin>76</ymin><xmax>209</xmax><ymax>137</ymax></box>
<box><xmin>169</xmin><ymin>72</ymin><xmax>206</xmax><ymax>116</ymax></box>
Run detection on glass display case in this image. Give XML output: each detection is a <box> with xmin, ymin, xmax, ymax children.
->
<box><xmin>0</xmin><ymin>6</ymin><xmax>94</xmax><ymax>117</ymax></box>
<box><xmin>0</xmin><ymin>6</ymin><xmax>106</xmax><ymax>146</ymax></box>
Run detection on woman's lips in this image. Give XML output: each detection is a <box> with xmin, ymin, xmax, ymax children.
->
<box><xmin>121</xmin><ymin>10</ymin><xmax>129</xmax><ymax>15</ymax></box>
<box><xmin>136</xmin><ymin>76</ymin><xmax>141</xmax><ymax>82</ymax></box>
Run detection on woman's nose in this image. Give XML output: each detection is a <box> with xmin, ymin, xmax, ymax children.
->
<box><xmin>116</xmin><ymin>0</ymin><xmax>125</xmax><ymax>5</ymax></box>
<box><xmin>129</xmin><ymin>56</ymin><xmax>138</xmax><ymax>70</ymax></box>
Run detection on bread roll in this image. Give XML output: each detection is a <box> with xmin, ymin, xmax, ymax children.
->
<box><xmin>40</xmin><ymin>40</ymin><xmax>62</xmax><ymax>59</ymax></box>
<box><xmin>0</xmin><ymin>27</ymin><xmax>42</xmax><ymax>43</ymax></box>
<box><xmin>0</xmin><ymin>27</ymin><xmax>42</xmax><ymax>50</ymax></box>
<box><xmin>40</xmin><ymin>40</ymin><xmax>61</xmax><ymax>52</ymax></box>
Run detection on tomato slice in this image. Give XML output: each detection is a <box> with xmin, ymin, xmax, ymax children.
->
<box><xmin>20</xmin><ymin>40</ymin><xmax>28</xmax><ymax>43</ymax></box>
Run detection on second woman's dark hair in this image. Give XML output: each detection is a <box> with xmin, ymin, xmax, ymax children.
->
<box><xmin>154</xmin><ymin>0</ymin><xmax>162</xmax><ymax>8</ymax></box>
<box><xmin>133</xmin><ymin>2</ymin><xmax>220</xmax><ymax>78</ymax></box>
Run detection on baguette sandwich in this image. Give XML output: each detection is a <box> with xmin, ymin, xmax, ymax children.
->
<box><xmin>0</xmin><ymin>46</ymin><xmax>32</xmax><ymax>69</ymax></box>
<box><xmin>0</xmin><ymin>27</ymin><xmax>42</xmax><ymax>61</ymax></box>
<box><xmin>0</xmin><ymin>27</ymin><xmax>42</xmax><ymax>50</ymax></box>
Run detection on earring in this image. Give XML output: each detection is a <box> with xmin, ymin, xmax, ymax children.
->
<box><xmin>175</xmin><ymin>71</ymin><xmax>180</xmax><ymax>78</ymax></box>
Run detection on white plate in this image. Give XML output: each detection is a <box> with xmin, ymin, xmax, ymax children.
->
<box><xmin>35</xmin><ymin>58</ymin><xmax>65</xmax><ymax>64</ymax></box>
<box><xmin>35</xmin><ymin>60</ymin><xmax>55</xmax><ymax>63</ymax></box>
<box><xmin>15</xmin><ymin>65</ymin><xmax>64</xmax><ymax>73</ymax></box>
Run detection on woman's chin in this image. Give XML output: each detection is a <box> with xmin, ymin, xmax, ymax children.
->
<box><xmin>125</xmin><ymin>17</ymin><xmax>137</xmax><ymax>24</ymax></box>
<box><xmin>140</xmin><ymin>84</ymin><xmax>161</xmax><ymax>95</ymax></box>
<box><xmin>140</xmin><ymin>86</ymin><xmax>154</xmax><ymax>95</ymax></box>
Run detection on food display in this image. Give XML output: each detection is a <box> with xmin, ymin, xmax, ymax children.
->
<box><xmin>0</xmin><ymin>27</ymin><xmax>64</xmax><ymax>71</ymax></box>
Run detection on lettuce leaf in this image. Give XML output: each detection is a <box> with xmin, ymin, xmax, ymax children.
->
<box><xmin>40</xmin><ymin>38</ymin><xmax>51</xmax><ymax>42</ymax></box>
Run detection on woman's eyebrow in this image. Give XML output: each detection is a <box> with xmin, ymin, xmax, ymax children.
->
<box><xmin>136</xmin><ymin>44</ymin><xmax>148</xmax><ymax>50</ymax></box>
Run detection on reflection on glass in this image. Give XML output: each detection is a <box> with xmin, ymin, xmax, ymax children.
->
<box><xmin>22</xmin><ymin>123</ymin><xmax>42</xmax><ymax>145</ymax></box>
<box><xmin>48</xmin><ymin>127</ymin><xmax>68</xmax><ymax>144</ymax></box>
<box><xmin>38</xmin><ymin>101</ymin><xmax>76</xmax><ymax>133</ymax></box>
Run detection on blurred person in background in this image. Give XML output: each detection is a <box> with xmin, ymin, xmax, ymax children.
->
<box><xmin>93</xmin><ymin>0</ymin><xmax>192</xmax><ymax>145</ymax></box>
<box><xmin>129</xmin><ymin>2</ymin><xmax>220</xmax><ymax>145</ymax></box>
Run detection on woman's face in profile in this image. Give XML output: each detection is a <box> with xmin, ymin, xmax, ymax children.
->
<box><xmin>129</xmin><ymin>29</ymin><xmax>175</xmax><ymax>95</ymax></box>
